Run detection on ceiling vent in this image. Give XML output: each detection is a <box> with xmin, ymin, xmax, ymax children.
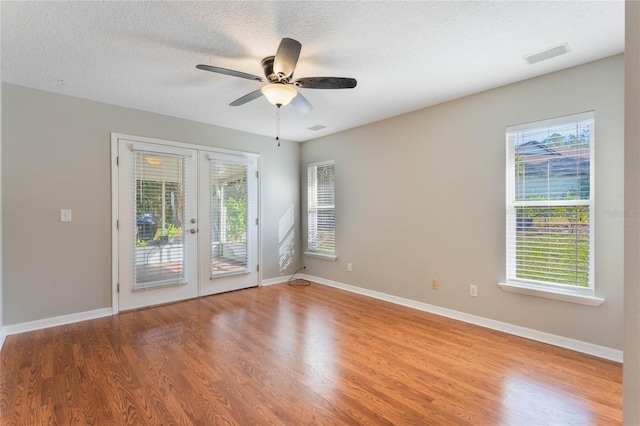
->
<box><xmin>307</xmin><ymin>125</ymin><xmax>327</xmax><ymax>131</ymax></box>
<box><xmin>524</xmin><ymin>43</ymin><xmax>569</xmax><ymax>65</ymax></box>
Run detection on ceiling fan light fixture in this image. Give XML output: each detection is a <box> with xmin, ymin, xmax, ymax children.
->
<box><xmin>261</xmin><ymin>83</ymin><xmax>297</xmax><ymax>107</ymax></box>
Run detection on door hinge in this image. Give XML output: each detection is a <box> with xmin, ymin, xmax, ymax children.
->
<box><xmin>256</xmin><ymin>170</ymin><xmax>259</xmax><ymax>178</ymax></box>
<box><xmin>116</xmin><ymin>219</ymin><xmax>119</xmax><ymax>230</ymax></box>
<box><xmin>256</xmin><ymin>264</ymin><xmax>259</xmax><ymax>272</ymax></box>
<box><xmin>117</xmin><ymin>283</ymin><xmax>120</xmax><ymax>293</ymax></box>
<box><xmin>255</xmin><ymin>218</ymin><xmax>259</xmax><ymax>225</ymax></box>
<box><xmin>116</xmin><ymin>156</ymin><xmax>119</xmax><ymax>166</ymax></box>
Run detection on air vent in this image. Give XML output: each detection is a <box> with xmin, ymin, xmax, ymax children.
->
<box><xmin>307</xmin><ymin>125</ymin><xmax>327</xmax><ymax>131</ymax></box>
<box><xmin>524</xmin><ymin>43</ymin><xmax>569</xmax><ymax>65</ymax></box>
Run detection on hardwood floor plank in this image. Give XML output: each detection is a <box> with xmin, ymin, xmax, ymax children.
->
<box><xmin>0</xmin><ymin>283</ymin><xmax>622</xmax><ymax>424</ymax></box>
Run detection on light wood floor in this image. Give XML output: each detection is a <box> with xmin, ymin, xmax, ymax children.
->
<box><xmin>0</xmin><ymin>283</ymin><xmax>622</xmax><ymax>425</ymax></box>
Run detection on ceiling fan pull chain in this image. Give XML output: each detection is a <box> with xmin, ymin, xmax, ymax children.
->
<box><xmin>276</xmin><ymin>106</ymin><xmax>281</xmax><ymax>147</ymax></box>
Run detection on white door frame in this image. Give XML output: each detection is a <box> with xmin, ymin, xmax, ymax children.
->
<box><xmin>110</xmin><ymin>133</ymin><xmax>262</xmax><ymax>314</ymax></box>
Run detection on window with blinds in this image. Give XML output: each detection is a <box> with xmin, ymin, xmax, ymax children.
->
<box><xmin>210</xmin><ymin>160</ymin><xmax>249</xmax><ymax>277</ymax></box>
<box><xmin>506</xmin><ymin>112</ymin><xmax>594</xmax><ymax>290</ymax></box>
<box><xmin>134</xmin><ymin>152</ymin><xmax>187</xmax><ymax>290</ymax></box>
<box><xmin>308</xmin><ymin>160</ymin><xmax>335</xmax><ymax>253</ymax></box>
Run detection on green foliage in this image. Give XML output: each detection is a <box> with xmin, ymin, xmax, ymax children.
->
<box><xmin>136</xmin><ymin>180</ymin><xmax>162</xmax><ymax>218</ymax></box>
<box><xmin>225</xmin><ymin>197</ymin><xmax>247</xmax><ymax>243</ymax></box>
<box><xmin>515</xmin><ymin>200</ymin><xmax>590</xmax><ymax>287</ymax></box>
<box><xmin>316</xmin><ymin>232</ymin><xmax>335</xmax><ymax>252</ymax></box>
<box><xmin>516</xmin><ymin>231</ymin><xmax>589</xmax><ymax>287</ymax></box>
<box><xmin>163</xmin><ymin>223</ymin><xmax>182</xmax><ymax>239</ymax></box>
<box><xmin>136</xmin><ymin>180</ymin><xmax>182</xmax><ymax>226</ymax></box>
<box><xmin>539</xmin><ymin>128</ymin><xmax>590</xmax><ymax>148</ymax></box>
<box><xmin>544</xmin><ymin>132</ymin><xmax>565</xmax><ymax>147</ymax></box>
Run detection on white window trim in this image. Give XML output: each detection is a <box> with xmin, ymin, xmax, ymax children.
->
<box><xmin>503</xmin><ymin>112</ymin><xmax>601</xmax><ymax>304</ymax></box>
<box><xmin>304</xmin><ymin>251</ymin><xmax>338</xmax><ymax>261</ymax></box>
<box><xmin>498</xmin><ymin>281</ymin><xmax>604</xmax><ymax>306</ymax></box>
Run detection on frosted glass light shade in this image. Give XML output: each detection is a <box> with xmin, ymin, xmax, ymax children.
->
<box><xmin>261</xmin><ymin>83</ymin><xmax>298</xmax><ymax>107</ymax></box>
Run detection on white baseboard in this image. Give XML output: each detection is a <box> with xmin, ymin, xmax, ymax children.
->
<box><xmin>261</xmin><ymin>276</ymin><xmax>290</xmax><ymax>286</ymax></box>
<box><xmin>0</xmin><ymin>328</ymin><xmax>5</xmax><ymax>351</ymax></box>
<box><xmin>2</xmin><ymin>307</ymin><xmax>113</xmax><ymax>337</ymax></box>
<box><xmin>302</xmin><ymin>274</ymin><xmax>623</xmax><ymax>363</ymax></box>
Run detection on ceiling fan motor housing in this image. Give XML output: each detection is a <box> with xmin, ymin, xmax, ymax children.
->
<box><xmin>261</xmin><ymin>56</ymin><xmax>285</xmax><ymax>83</ymax></box>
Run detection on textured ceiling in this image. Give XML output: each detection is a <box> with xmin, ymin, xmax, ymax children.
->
<box><xmin>1</xmin><ymin>1</ymin><xmax>624</xmax><ymax>142</ymax></box>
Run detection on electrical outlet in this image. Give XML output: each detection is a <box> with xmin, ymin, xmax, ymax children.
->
<box><xmin>431</xmin><ymin>279</ymin><xmax>438</xmax><ymax>290</ymax></box>
<box><xmin>60</xmin><ymin>209</ymin><xmax>72</xmax><ymax>222</ymax></box>
<box><xmin>470</xmin><ymin>284</ymin><xmax>478</xmax><ymax>297</ymax></box>
<box><xmin>347</xmin><ymin>263</ymin><xmax>352</xmax><ymax>272</ymax></box>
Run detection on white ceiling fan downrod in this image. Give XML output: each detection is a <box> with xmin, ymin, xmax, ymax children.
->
<box><xmin>275</xmin><ymin>106</ymin><xmax>281</xmax><ymax>147</ymax></box>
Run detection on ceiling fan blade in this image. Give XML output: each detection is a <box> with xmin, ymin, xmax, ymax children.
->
<box><xmin>293</xmin><ymin>77</ymin><xmax>357</xmax><ymax>89</ymax></box>
<box><xmin>196</xmin><ymin>64</ymin><xmax>264</xmax><ymax>82</ymax></box>
<box><xmin>290</xmin><ymin>92</ymin><xmax>313</xmax><ymax>114</ymax></box>
<box><xmin>273</xmin><ymin>38</ymin><xmax>301</xmax><ymax>78</ymax></box>
<box><xmin>229</xmin><ymin>89</ymin><xmax>263</xmax><ymax>106</ymax></box>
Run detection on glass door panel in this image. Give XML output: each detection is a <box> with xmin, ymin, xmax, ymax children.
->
<box><xmin>118</xmin><ymin>140</ymin><xmax>198</xmax><ymax>311</ymax></box>
<box><xmin>134</xmin><ymin>152</ymin><xmax>187</xmax><ymax>289</ymax></box>
<box><xmin>210</xmin><ymin>161</ymin><xmax>249</xmax><ymax>277</ymax></box>
<box><xmin>199</xmin><ymin>152</ymin><xmax>258</xmax><ymax>295</ymax></box>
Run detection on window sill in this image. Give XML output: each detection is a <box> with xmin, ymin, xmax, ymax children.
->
<box><xmin>304</xmin><ymin>251</ymin><xmax>338</xmax><ymax>261</ymax></box>
<box><xmin>498</xmin><ymin>282</ymin><xmax>605</xmax><ymax>306</ymax></box>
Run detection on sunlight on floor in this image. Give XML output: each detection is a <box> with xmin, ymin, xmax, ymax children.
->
<box><xmin>501</xmin><ymin>375</ymin><xmax>591</xmax><ymax>425</ymax></box>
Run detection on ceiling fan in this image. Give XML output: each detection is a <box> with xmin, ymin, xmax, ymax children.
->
<box><xmin>196</xmin><ymin>38</ymin><xmax>357</xmax><ymax>113</ymax></box>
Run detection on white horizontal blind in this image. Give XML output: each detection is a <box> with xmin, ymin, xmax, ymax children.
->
<box><xmin>210</xmin><ymin>160</ymin><xmax>249</xmax><ymax>277</ymax></box>
<box><xmin>506</xmin><ymin>112</ymin><xmax>594</xmax><ymax>289</ymax></box>
<box><xmin>308</xmin><ymin>160</ymin><xmax>335</xmax><ymax>253</ymax></box>
<box><xmin>133</xmin><ymin>152</ymin><xmax>187</xmax><ymax>290</ymax></box>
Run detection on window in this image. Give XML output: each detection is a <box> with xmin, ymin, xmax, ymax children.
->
<box><xmin>505</xmin><ymin>112</ymin><xmax>594</xmax><ymax>295</ymax></box>
<box><xmin>209</xmin><ymin>159</ymin><xmax>249</xmax><ymax>276</ymax></box>
<box><xmin>134</xmin><ymin>152</ymin><xmax>186</xmax><ymax>288</ymax></box>
<box><xmin>308</xmin><ymin>160</ymin><xmax>335</xmax><ymax>254</ymax></box>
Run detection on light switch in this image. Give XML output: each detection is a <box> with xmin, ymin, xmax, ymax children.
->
<box><xmin>61</xmin><ymin>209</ymin><xmax>72</xmax><ymax>222</ymax></box>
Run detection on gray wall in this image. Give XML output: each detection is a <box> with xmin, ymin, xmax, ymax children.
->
<box><xmin>301</xmin><ymin>55</ymin><xmax>624</xmax><ymax>350</ymax></box>
<box><xmin>0</xmin><ymin>5</ymin><xmax>3</xmax><ymax>341</ymax></box>
<box><xmin>2</xmin><ymin>83</ymin><xmax>302</xmax><ymax>325</ymax></box>
<box><xmin>625</xmin><ymin>1</ymin><xmax>640</xmax><ymax>422</ymax></box>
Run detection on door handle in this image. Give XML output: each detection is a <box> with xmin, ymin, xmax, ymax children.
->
<box><xmin>189</xmin><ymin>228</ymin><xmax>198</xmax><ymax>234</ymax></box>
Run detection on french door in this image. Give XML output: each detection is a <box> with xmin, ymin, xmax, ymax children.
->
<box><xmin>199</xmin><ymin>152</ymin><xmax>259</xmax><ymax>296</ymax></box>
<box><xmin>115</xmin><ymin>137</ymin><xmax>259</xmax><ymax>311</ymax></box>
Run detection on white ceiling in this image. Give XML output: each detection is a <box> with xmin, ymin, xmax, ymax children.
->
<box><xmin>1</xmin><ymin>1</ymin><xmax>624</xmax><ymax>142</ymax></box>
